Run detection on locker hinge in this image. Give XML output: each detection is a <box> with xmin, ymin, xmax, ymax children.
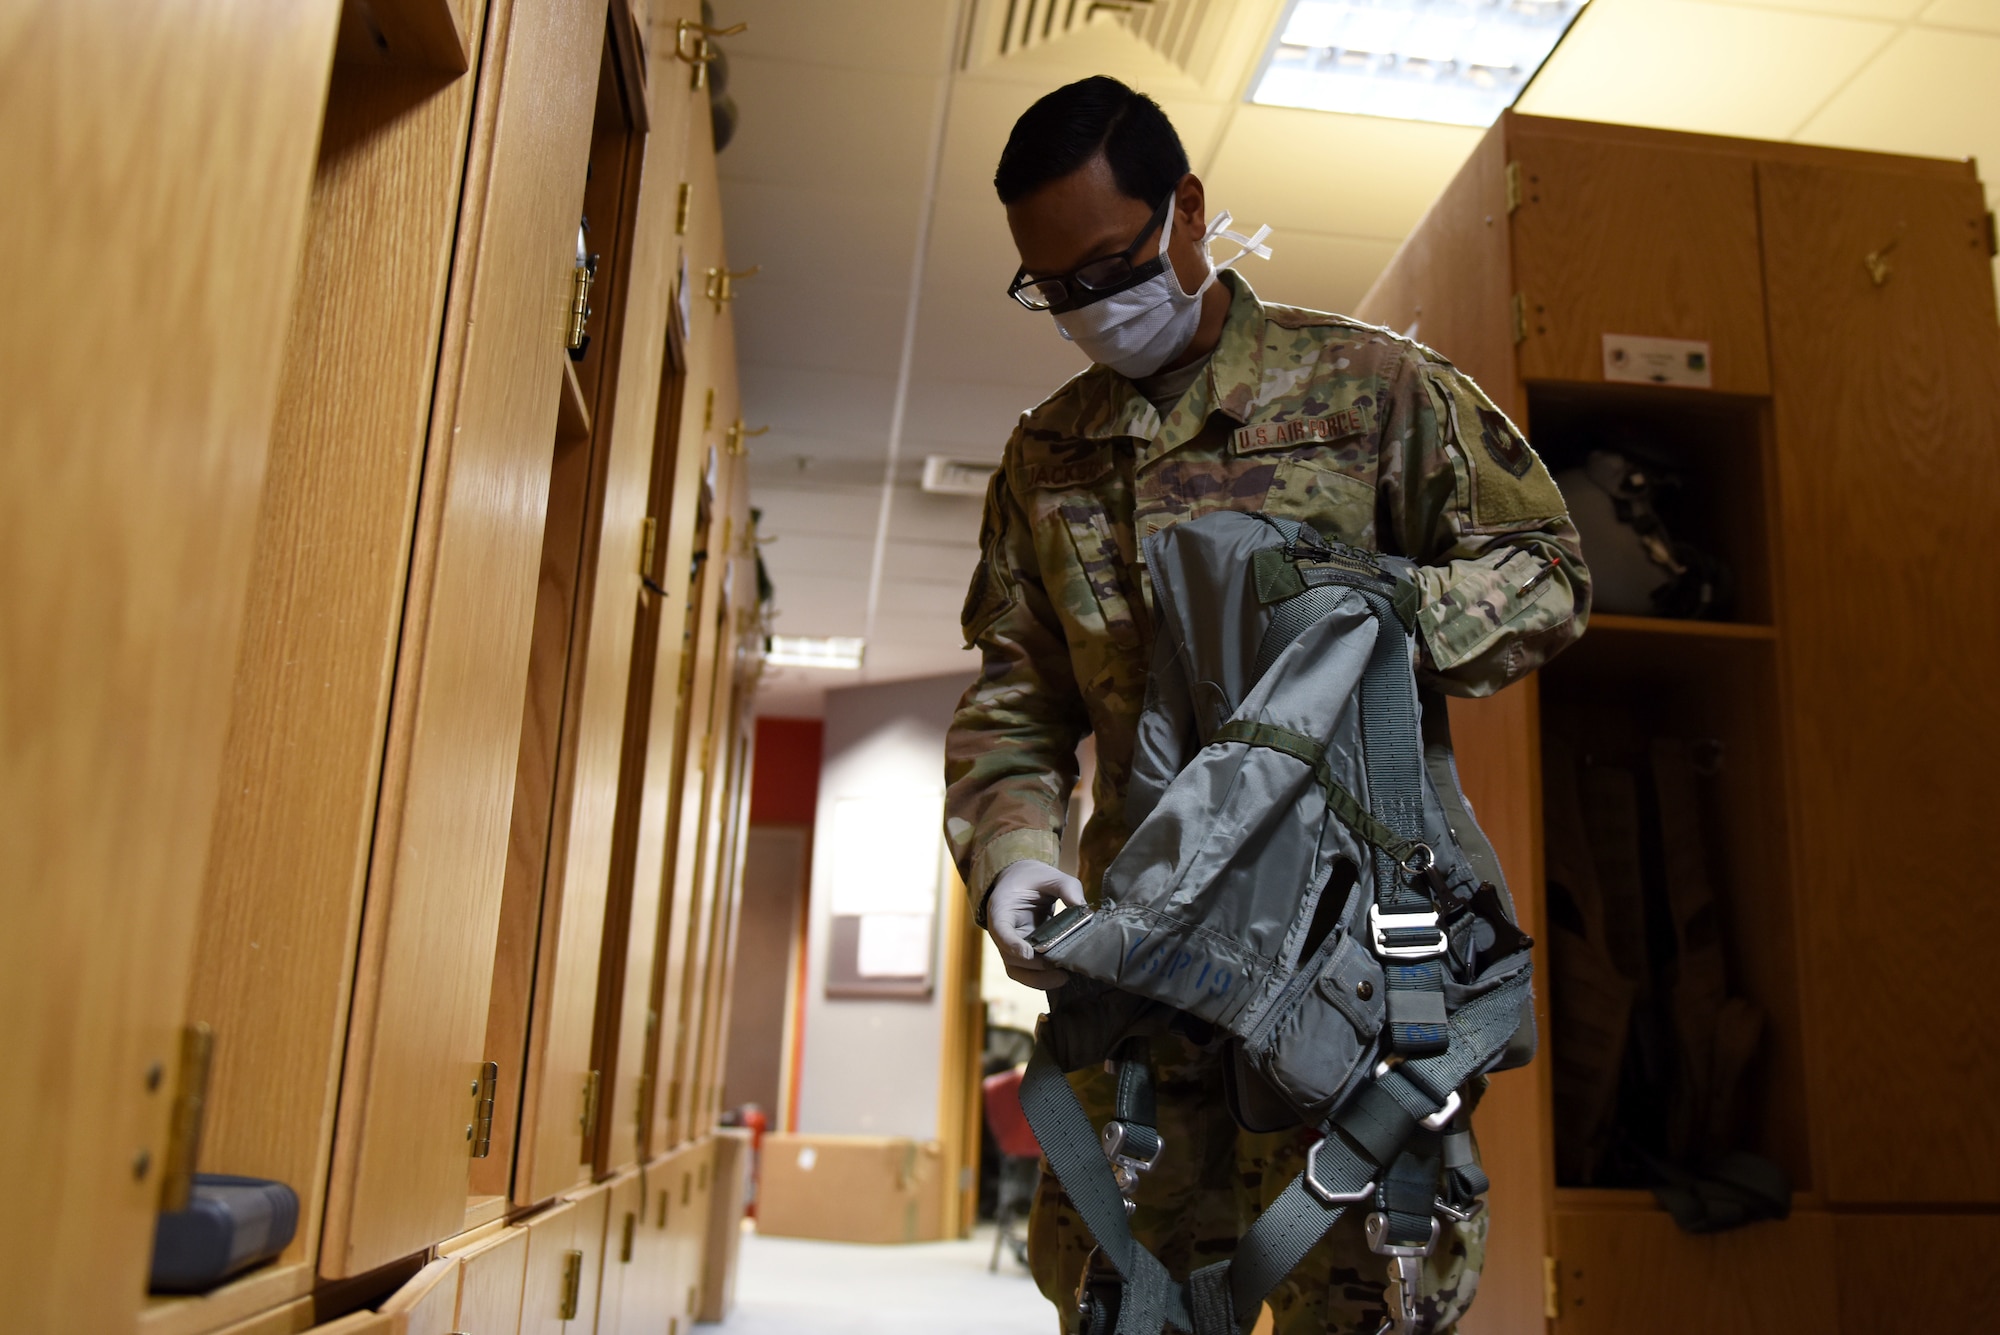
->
<box><xmin>580</xmin><ymin>1069</ymin><xmax>603</xmax><ymax>1147</ymax></box>
<box><xmin>640</xmin><ymin>516</ymin><xmax>658</xmax><ymax>576</ymax></box>
<box><xmin>568</xmin><ymin>247</ymin><xmax>599</xmax><ymax>354</ymax></box>
<box><xmin>470</xmin><ymin>1061</ymin><xmax>498</xmax><ymax>1159</ymax></box>
<box><xmin>1504</xmin><ymin>161</ymin><xmax>1522</xmax><ymax>215</ymax></box>
<box><xmin>676</xmin><ymin>182</ymin><xmax>694</xmax><ymax>236</ymax></box>
<box><xmin>636</xmin><ymin>1069</ymin><xmax>654</xmax><ymax>1140</ymax></box>
<box><xmin>1510</xmin><ymin>293</ymin><xmax>1528</xmax><ymax>345</ymax></box>
<box><xmin>703</xmin><ymin>388</ymin><xmax>716</xmax><ymax>431</ymax></box>
<box><xmin>1986</xmin><ymin>210</ymin><xmax>1997</xmax><ymax>258</ymax></box>
<box><xmin>621</xmin><ymin>1210</ymin><xmax>638</xmax><ymax>1263</ymax></box>
<box><xmin>559</xmin><ymin>1248</ymin><xmax>584</xmax><ymax>1319</ymax></box>
<box><xmin>667</xmin><ymin>1076</ymin><xmax>683</xmax><ymax>1125</ymax></box>
<box><xmin>1544</xmin><ymin>1255</ymin><xmax>1560</xmax><ymax>1320</ymax></box>
<box><xmin>158</xmin><ymin>1023</ymin><xmax>215</xmax><ymax>1212</ymax></box>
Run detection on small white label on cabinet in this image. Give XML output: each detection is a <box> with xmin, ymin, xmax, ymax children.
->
<box><xmin>1602</xmin><ymin>333</ymin><xmax>1712</xmax><ymax>388</ymax></box>
<box><xmin>798</xmin><ymin>1146</ymin><xmax>818</xmax><ymax>1171</ymax></box>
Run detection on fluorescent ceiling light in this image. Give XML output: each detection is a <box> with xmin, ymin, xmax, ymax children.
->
<box><xmin>1250</xmin><ymin>0</ymin><xmax>1589</xmax><ymax>128</ymax></box>
<box><xmin>766</xmin><ymin>635</ymin><xmax>866</xmax><ymax>670</ymax></box>
<box><xmin>921</xmin><ymin>455</ymin><xmax>996</xmax><ymax>497</ymax></box>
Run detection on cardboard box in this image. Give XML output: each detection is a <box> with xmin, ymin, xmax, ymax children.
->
<box><xmin>756</xmin><ymin>1134</ymin><xmax>947</xmax><ymax>1244</ymax></box>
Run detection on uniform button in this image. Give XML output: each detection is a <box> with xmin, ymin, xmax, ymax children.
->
<box><xmin>1356</xmin><ymin>980</ymin><xmax>1374</xmax><ymax>1001</ymax></box>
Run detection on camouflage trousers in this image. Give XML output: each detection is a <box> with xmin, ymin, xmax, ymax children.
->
<box><xmin>1027</xmin><ymin>1032</ymin><xmax>1486</xmax><ymax>1335</ymax></box>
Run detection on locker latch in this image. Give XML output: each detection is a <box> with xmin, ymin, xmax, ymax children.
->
<box><xmin>559</xmin><ymin>1248</ymin><xmax>584</xmax><ymax>1319</ymax></box>
<box><xmin>724</xmin><ymin>419</ymin><xmax>767</xmax><ymax>457</ymax></box>
<box><xmin>158</xmin><ymin>1023</ymin><xmax>214</xmax><ymax>1212</ymax></box>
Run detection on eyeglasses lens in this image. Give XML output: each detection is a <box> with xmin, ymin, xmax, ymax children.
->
<box><xmin>1015</xmin><ymin>279</ymin><xmax>1066</xmax><ymax>311</ymax></box>
<box><xmin>1073</xmin><ymin>256</ymin><xmax>1133</xmax><ymax>290</ymax></box>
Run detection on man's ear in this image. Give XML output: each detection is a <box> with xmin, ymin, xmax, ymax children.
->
<box><xmin>1175</xmin><ymin>172</ymin><xmax>1205</xmax><ymax>237</ymax></box>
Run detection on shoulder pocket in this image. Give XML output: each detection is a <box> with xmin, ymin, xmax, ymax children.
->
<box><xmin>961</xmin><ymin>473</ymin><xmax>1018</xmax><ymax>647</ymax></box>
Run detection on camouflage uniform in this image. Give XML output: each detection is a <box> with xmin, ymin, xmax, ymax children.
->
<box><xmin>945</xmin><ymin>273</ymin><xmax>1586</xmax><ymax>1332</ymax></box>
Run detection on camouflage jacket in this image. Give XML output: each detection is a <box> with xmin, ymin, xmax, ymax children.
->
<box><xmin>945</xmin><ymin>274</ymin><xmax>1589</xmax><ymax>922</ymax></box>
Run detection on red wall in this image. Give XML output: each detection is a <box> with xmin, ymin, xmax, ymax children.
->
<box><xmin>750</xmin><ymin>716</ymin><xmax>823</xmax><ymax>826</ymax></box>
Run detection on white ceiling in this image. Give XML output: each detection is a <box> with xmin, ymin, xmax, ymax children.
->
<box><xmin>714</xmin><ymin>0</ymin><xmax>2000</xmax><ymax>717</ymax></box>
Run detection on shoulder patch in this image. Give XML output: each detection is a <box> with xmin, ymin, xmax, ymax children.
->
<box><xmin>1477</xmin><ymin>406</ymin><xmax>1533</xmax><ymax>478</ymax></box>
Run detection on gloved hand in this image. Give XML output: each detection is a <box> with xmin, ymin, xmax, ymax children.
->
<box><xmin>985</xmin><ymin>858</ymin><xmax>1086</xmax><ymax>990</ymax></box>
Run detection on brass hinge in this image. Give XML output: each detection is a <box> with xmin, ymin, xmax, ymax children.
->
<box><xmin>1511</xmin><ymin>292</ymin><xmax>1528</xmax><ymax>345</ymax></box>
<box><xmin>1505</xmin><ymin>161</ymin><xmax>1522</xmax><ymax>215</ymax></box>
<box><xmin>621</xmin><ymin>1210</ymin><xmax>638</xmax><ymax>1263</ymax></box>
<box><xmin>640</xmin><ymin>516</ymin><xmax>657</xmax><ymax>576</ymax></box>
<box><xmin>158</xmin><ymin>1023</ymin><xmax>214</xmax><ymax>1212</ymax></box>
<box><xmin>470</xmin><ymin>1061</ymin><xmax>498</xmax><ymax>1158</ymax></box>
<box><xmin>657</xmin><ymin>1191</ymin><xmax>670</xmax><ymax>1228</ymax></box>
<box><xmin>558</xmin><ymin>1248</ymin><xmax>584</xmax><ymax>1319</ymax></box>
<box><xmin>1986</xmin><ymin>210</ymin><xmax>1997</xmax><ymax>258</ymax></box>
<box><xmin>1544</xmin><ymin>1255</ymin><xmax>1560</xmax><ymax>1321</ymax></box>
<box><xmin>568</xmin><ymin>257</ymin><xmax>598</xmax><ymax>354</ymax></box>
<box><xmin>676</xmin><ymin>182</ymin><xmax>694</xmax><ymax>236</ymax></box>
<box><xmin>703</xmin><ymin>388</ymin><xmax>715</xmax><ymax>431</ymax></box>
<box><xmin>579</xmin><ymin>1069</ymin><xmax>603</xmax><ymax>1149</ymax></box>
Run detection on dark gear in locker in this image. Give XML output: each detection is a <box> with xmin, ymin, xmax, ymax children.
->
<box><xmin>1542</xmin><ymin>712</ymin><xmax>1788</xmax><ymax>1231</ymax></box>
<box><xmin>1555</xmin><ymin>448</ymin><xmax>1733</xmax><ymax>620</ymax></box>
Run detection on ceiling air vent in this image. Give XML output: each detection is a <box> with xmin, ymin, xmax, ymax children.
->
<box><xmin>921</xmin><ymin>456</ymin><xmax>997</xmax><ymax>497</ymax></box>
<box><xmin>973</xmin><ymin>0</ymin><xmax>1242</xmax><ymax>84</ymax></box>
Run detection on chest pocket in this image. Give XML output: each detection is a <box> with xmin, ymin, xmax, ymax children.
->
<box><xmin>1052</xmin><ymin>492</ymin><xmax>1144</xmax><ymax>651</ymax></box>
<box><xmin>1265</xmin><ymin>460</ymin><xmax>1376</xmax><ymax>549</ymax></box>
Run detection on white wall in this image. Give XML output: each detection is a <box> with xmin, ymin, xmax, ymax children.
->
<box><xmin>796</xmin><ymin>671</ymin><xmax>973</xmax><ymax>1139</ymax></box>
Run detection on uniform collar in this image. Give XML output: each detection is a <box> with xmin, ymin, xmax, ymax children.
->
<box><xmin>1058</xmin><ymin>272</ymin><xmax>1268</xmax><ymax>447</ymax></box>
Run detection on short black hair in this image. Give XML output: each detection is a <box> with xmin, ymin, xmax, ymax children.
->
<box><xmin>993</xmin><ymin>76</ymin><xmax>1189</xmax><ymax>207</ymax></box>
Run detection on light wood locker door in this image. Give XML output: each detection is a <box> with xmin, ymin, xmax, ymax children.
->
<box><xmin>1507</xmin><ymin>116</ymin><xmax>1770</xmax><ymax>394</ymax></box>
<box><xmin>378</xmin><ymin>1256</ymin><xmax>463</xmax><ymax>1335</ymax></box>
<box><xmin>0</xmin><ymin>1</ymin><xmax>340</xmax><ymax>1328</ymax></box>
<box><xmin>320</xmin><ymin>0</ymin><xmax>608</xmax><ymax>1276</ymax></box>
<box><xmin>1446</xmin><ymin>690</ymin><xmax>1553</xmax><ymax>1335</ymax></box>
<box><xmin>1548</xmin><ymin>1207</ymin><xmax>1836</xmax><ymax>1333</ymax></box>
<box><xmin>593</xmin><ymin>1172</ymin><xmax>645</xmax><ymax>1333</ymax></box>
<box><xmin>173</xmin><ymin>17</ymin><xmax>493</xmax><ymax>1324</ymax></box>
<box><xmin>1758</xmin><ymin>159</ymin><xmax>2000</xmax><ymax>1204</ymax></box>
<box><xmin>591</xmin><ymin>17</ymin><xmax>706</xmax><ymax>1180</ymax></box>
<box><xmin>519</xmin><ymin>1200</ymin><xmax>577</xmax><ymax>1335</ymax></box>
<box><xmin>455</xmin><ymin>1227</ymin><xmax>530</xmax><ymax>1335</ymax></box>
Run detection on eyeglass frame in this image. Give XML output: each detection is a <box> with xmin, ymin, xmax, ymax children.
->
<box><xmin>1005</xmin><ymin>190</ymin><xmax>1176</xmax><ymax>314</ymax></box>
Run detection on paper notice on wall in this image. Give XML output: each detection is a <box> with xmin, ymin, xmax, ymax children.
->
<box><xmin>1602</xmin><ymin>333</ymin><xmax>1713</xmax><ymax>388</ymax></box>
<box><xmin>827</xmin><ymin>794</ymin><xmax>944</xmax><ymax>916</ymax></box>
<box><xmin>855</xmin><ymin>912</ymin><xmax>933</xmax><ymax>978</ymax></box>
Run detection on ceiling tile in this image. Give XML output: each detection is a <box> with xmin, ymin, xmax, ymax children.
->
<box><xmin>1710</xmin><ymin>0</ymin><xmax>1926</xmax><ymax>17</ymax></box>
<box><xmin>1517</xmin><ymin>0</ymin><xmax>1897</xmax><ymax>138</ymax></box>
<box><xmin>737</xmin><ymin>362</ymin><xmax>899</xmax><ymax>434</ymax></box>
<box><xmin>720</xmin><ymin>57</ymin><xmax>946</xmax><ymax>195</ymax></box>
<box><xmin>1202</xmin><ymin>106</ymin><xmax>1482</xmax><ymax>242</ymax></box>
<box><xmin>906</xmin><ymin>282</ymin><xmax>1092</xmax><ymax>393</ymax></box>
<box><xmin>718</xmin><ymin>0</ymin><xmax>958</xmax><ymax>74</ymax></box>
<box><xmin>718</xmin><ymin>179</ymin><xmax>920</xmax><ymax>292</ymax></box>
<box><xmin>747</xmin><ymin>482</ymin><xmax>882</xmax><ymax>538</ymax></box>
<box><xmin>885</xmin><ymin>486</ymin><xmax>991</xmax><ymax>545</ymax></box>
<box><xmin>728</xmin><ymin>277</ymin><xmax>909</xmax><ymax>378</ymax></box>
<box><xmin>1797</xmin><ymin>26</ymin><xmax>2000</xmax><ymax>175</ymax></box>
<box><xmin>900</xmin><ymin>376</ymin><xmax>1055</xmax><ymax>450</ymax></box>
<box><xmin>1922</xmin><ymin>0</ymin><xmax>2000</xmax><ymax>31</ymax></box>
<box><xmin>765</xmin><ymin>572</ymin><xmax>869</xmax><ymax>632</ymax></box>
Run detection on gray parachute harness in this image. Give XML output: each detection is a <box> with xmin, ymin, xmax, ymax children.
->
<box><xmin>1018</xmin><ymin>510</ymin><xmax>1537</xmax><ymax>1335</ymax></box>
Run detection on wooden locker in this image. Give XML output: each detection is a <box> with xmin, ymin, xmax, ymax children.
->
<box><xmin>319</xmin><ymin>0</ymin><xmax>608</xmax><ymax>1275</ymax></box>
<box><xmin>1509</xmin><ymin>121</ymin><xmax>1771</xmax><ymax>394</ymax></box>
<box><xmin>590</xmin><ymin>9</ymin><xmax>709</xmax><ymax>1181</ymax></box>
<box><xmin>0</xmin><ymin>0</ymin><xmax>341</xmax><ymax>1328</ymax></box>
<box><xmin>1758</xmin><ymin>159</ymin><xmax>2000</xmax><ymax>1205</ymax></box>
<box><xmin>1549</xmin><ymin>1206</ymin><xmax>1837</xmax><ymax>1333</ymax></box>
<box><xmin>646</xmin><ymin>111</ymin><xmax>737</xmax><ymax>1154</ymax></box>
<box><xmin>376</xmin><ymin>1256</ymin><xmax>462</xmax><ymax>1335</ymax></box>
<box><xmin>591</xmin><ymin>1172</ymin><xmax>645</xmax><ymax>1334</ymax></box>
<box><xmin>451</xmin><ymin>1227</ymin><xmax>529</xmax><ymax>1335</ymax></box>
<box><xmin>158</xmin><ymin>17</ymin><xmax>494</xmax><ymax>1333</ymax></box>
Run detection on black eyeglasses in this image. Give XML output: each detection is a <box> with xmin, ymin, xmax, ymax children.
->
<box><xmin>1006</xmin><ymin>192</ymin><xmax>1173</xmax><ymax>313</ymax></box>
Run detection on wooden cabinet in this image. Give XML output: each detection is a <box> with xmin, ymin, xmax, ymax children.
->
<box><xmin>450</xmin><ymin>1227</ymin><xmax>529</xmax><ymax>1335</ymax></box>
<box><xmin>319</xmin><ymin>0</ymin><xmax>608</xmax><ymax>1276</ymax></box>
<box><xmin>1357</xmin><ymin>112</ymin><xmax>2000</xmax><ymax>1333</ymax></box>
<box><xmin>0</xmin><ymin>0</ymin><xmax>342</xmax><ymax>1329</ymax></box>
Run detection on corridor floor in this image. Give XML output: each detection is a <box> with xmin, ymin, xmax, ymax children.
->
<box><xmin>704</xmin><ymin>1224</ymin><xmax>1055</xmax><ymax>1335</ymax></box>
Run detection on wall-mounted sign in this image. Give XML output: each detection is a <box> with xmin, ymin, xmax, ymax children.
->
<box><xmin>1602</xmin><ymin>333</ymin><xmax>1713</xmax><ymax>389</ymax></box>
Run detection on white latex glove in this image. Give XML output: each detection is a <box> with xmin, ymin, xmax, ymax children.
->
<box><xmin>985</xmin><ymin>858</ymin><xmax>1087</xmax><ymax>990</ymax></box>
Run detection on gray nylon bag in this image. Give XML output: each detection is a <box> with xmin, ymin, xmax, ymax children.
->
<box><xmin>1034</xmin><ymin>509</ymin><xmax>1533</xmax><ymax>1128</ymax></box>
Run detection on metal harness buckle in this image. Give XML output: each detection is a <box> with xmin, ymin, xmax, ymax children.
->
<box><xmin>1303</xmin><ymin>1137</ymin><xmax>1377</xmax><ymax>1208</ymax></box>
<box><xmin>1100</xmin><ymin>1121</ymin><xmax>1164</xmax><ymax>1212</ymax></box>
<box><xmin>1366</xmin><ymin>1211</ymin><xmax>1442</xmax><ymax>1335</ymax></box>
<box><xmin>1369</xmin><ymin>904</ymin><xmax>1447</xmax><ymax>960</ymax></box>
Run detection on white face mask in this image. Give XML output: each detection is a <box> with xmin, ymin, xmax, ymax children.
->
<box><xmin>1052</xmin><ymin>207</ymin><xmax>1272</xmax><ymax>379</ymax></box>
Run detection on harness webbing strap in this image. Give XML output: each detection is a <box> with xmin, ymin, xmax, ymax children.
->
<box><xmin>1208</xmin><ymin>721</ymin><xmax>1419</xmax><ymax>865</ymax></box>
<box><xmin>1021</xmin><ymin>1037</ymin><xmax>1192</xmax><ymax>1335</ymax></box>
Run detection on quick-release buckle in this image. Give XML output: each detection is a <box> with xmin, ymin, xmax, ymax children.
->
<box><xmin>1101</xmin><ymin>1121</ymin><xmax>1164</xmax><ymax>1211</ymax></box>
<box><xmin>1370</xmin><ymin>1061</ymin><xmax>1463</xmax><ymax>1131</ymax></box>
<box><xmin>1303</xmin><ymin>1137</ymin><xmax>1377</xmax><ymax>1208</ymax></box>
<box><xmin>1369</xmin><ymin>904</ymin><xmax>1447</xmax><ymax>961</ymax></box>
